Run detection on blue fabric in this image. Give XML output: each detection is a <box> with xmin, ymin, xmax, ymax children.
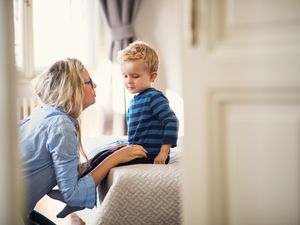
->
<box><xmin>127</xmin><ymin>88</ymin><xmax>179</xmax><ymax>153</ymax></box>
<box><xmin>19</xmin><ymin>104</ymin><xmax>96</xmax><ymax>217</ymax></box>
<box><xmin>49</xmin><ymin>147</ymin><xmax>170</xmax><ymax>218</ymax></box>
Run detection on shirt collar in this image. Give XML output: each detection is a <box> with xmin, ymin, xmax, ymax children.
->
<box><xmin>41</xmin><ymin>103</ymin><xmax>78</xmax><ymax>126</ymax></box>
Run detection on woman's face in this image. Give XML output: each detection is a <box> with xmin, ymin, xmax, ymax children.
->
<box><xmin>82</xmin><ymin>68</ymin><xmax>97</xmax><ymax>110</ymax></box>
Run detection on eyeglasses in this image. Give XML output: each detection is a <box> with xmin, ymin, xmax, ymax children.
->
<box><xmin>84</xmin><ymin>78</ymin><xmax>94</xmax><ymax>88</ymax></box>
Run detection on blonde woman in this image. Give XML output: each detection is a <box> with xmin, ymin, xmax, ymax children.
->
<box><xmin>19</xmin><ymin>58</ymin><xmax>147</xmax><ymax>225</ymax></box>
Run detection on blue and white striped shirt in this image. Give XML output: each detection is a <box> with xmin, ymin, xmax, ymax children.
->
<box><xmin>127</xmin><ymin>88</ymin><xmax>179</xmax><ymax>154</ymax></box>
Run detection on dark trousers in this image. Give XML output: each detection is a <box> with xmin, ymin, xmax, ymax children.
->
<box><xmin>81</xmin><ymin>148</ymin><xmax>170</xmax><ymax>177</ymax></box>
<box><xmin>24</xmin><ymin>210</ymin><xmax>56</xmax><ymax>225</ymax></box>
<box><xmin>25</xmin><ymin>148</ymin><xmax>170</xmax><ymax>222</ymax></box>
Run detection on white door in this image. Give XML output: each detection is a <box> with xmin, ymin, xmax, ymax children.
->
<box><xmin>182</xmin><ymin>0</ymin><xmax>300</xmax><ymax>225</ymax></box>
<box><xmin>0</xmin><ymin>0</ymin><xmax>23</xmax><ymax>224</ymax></box>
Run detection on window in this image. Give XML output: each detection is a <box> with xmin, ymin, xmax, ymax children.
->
<box><xmin>13</xmin><ymin>0</ymin><xmax>126</xmax><ymax>138</ymax></box>
<box><xmin>13</xmin><ymin>0</ymin><xmax>104</xmax><ymax>78</ymax></box>
<box><xmin>13</xmin><ymin>0</ymin><xmax>24</xmax><ymax>71</ymax></box>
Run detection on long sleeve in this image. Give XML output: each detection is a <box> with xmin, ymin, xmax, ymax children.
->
<box><xmin>150</xmin><ymin>93</ymin><xmax>179</xmax><ymax>146</ymax></box>
<box><xmin>127</xmin><ymin>88</ymin><xmax>179</xmax><ymax>153</ymax></box>
<box><xmin>47</xmin><ymin>119</ymin><xmax>96</xmax><ymax>208</ymax></box>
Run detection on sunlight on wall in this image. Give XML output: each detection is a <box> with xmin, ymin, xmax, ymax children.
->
<box><xmin>33</xmin><ymin>0</ymin><xmax>91</xmax><ymax>69</ymax></box>
<box><xmin>81</xmin><ymin>60</ymin><xmax>126</xmax><ymax>139</ymax></box>
<box><xmin>111</xmin><ymin>62</ymin><xmax>126</xmax><ymax>114</ymax></box>
<box><xmin>167</xmin><ymin>89</ymin><xmax>184</xmax><ymax>136</ymax></box>
<box><xmin>81</xmin><ymin>60</ymin><xmax>111</xmax><ymax>139</ymax></box>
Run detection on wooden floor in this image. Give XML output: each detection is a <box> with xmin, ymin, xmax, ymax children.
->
<box><xmin>35</xmin><ymin>195</ymin><xmax>101</xmax><ymax>225</ymax></box>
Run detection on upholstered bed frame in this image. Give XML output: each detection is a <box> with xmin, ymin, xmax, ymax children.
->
<box><xmin>84</xmin><ymin>136</ymin><xmax>182</xmax><ymax>225</ymax></box>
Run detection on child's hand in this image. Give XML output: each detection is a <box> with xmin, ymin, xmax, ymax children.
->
<box><xmin>154</xmin><ymin>144</ymin><xmax>171</xmax><ymax>164</ymax></box>
<box><xmin>154</xmin><ymin>151</ymin><xmax>168</xmax><ymax>164</ymax></box>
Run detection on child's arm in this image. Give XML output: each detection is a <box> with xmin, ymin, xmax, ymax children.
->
<box><xmin>154</xmin><ymin>144</ymin><xmax>171</xmax><ymax>164</ymax></box>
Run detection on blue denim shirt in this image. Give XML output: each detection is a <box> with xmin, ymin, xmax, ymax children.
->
<box><xmin>19</xmin><ymin>104</ymin><xmax>96</xmax><ymax>216</ymax></box>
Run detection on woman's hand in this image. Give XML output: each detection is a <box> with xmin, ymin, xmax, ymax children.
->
<box><xmin>112</xmin><ymin>145</ymin><xmax>147</xmax><ymax>164</ymax></box>
<box><xmin>109</xmin><ymin>143</ymin><xmax>128</xmax><ymax>151</ymax></box>
<box><xmin>91</xmin><ymin>144</ymin><xmax>147</xmax><ymax>185</ymax></box>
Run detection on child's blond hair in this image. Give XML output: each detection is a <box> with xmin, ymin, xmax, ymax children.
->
<box><xmin>117</xmin><ymin>40</ymin><xmax>159</xmax><ymax>73</ymax></box>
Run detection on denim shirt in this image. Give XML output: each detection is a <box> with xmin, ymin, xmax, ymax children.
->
<box><xmin>19</xmin><ymin>104</ymin><xmax>96</xmax><ymax>216</ymax></box>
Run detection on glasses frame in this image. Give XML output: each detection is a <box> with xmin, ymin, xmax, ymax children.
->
<box><xmin>84</xmin><ymin>78</ymin><xmax>94</xmax><ymax>88</ymax></box>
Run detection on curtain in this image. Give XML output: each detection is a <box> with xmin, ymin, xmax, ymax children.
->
<box><xmin>99</xmin><ymin>0</ymin><xmax>141</xmax><ymax>62</ymax></box>
<box><xmin>99</xmin><ymin>0</ymin><xmax>141</xmax><ymax>135</ymax></box>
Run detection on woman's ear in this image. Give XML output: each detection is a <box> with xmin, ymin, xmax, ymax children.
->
<box><xmin>150</xmin><ymin>72</ymin><xmax>158</xmax><ymax>82</ymax></box>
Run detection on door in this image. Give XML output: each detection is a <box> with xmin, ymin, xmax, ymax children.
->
<box><xmin>0</xmin><ymin>0</ymin><xmax>23</xmax><ymax>224</ymax></box>
<box><xmin>182</xmin><ymin>0</ymin><xmax>300</xmax><ymax>224</ymax></box>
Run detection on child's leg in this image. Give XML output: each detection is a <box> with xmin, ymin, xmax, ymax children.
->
<box><xmin>55</xmin><ymin>150</ymin><xmax>170</xmax><ymax>217</ymax></box>
<box><xmin>117</xmin><ymin>153</ymin><xmax>170</xmax><ymax>166</ymax></box>
<box><xmin>56</xmin><ymin>206</ymin><xmax>85</xmax><ymax>218</ymax></box>
<box><xmin>29</xmin><ymin>210</ymin><xmax>56</xmax><ymax>225</ymax></box>
<box><xmin>46</xmin><ymin>189</ymin><xmax>85</xmax><ymax>218</ymax></box>
<box><xmin>47</xmin><ymin>149</ymin><xmax>113</xmax><ymax>201</ymax></box>
<box><xmin>80</xmin><ymin>149</ymin><xmax>114</xmax><ymax>177</ymax></box>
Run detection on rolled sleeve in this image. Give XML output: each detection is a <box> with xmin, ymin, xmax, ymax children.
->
<box><xmin>81</xmin><ymin>174</ymin><xmax>97</xmax><ymax>208</ymax></box>
<box><xmin>47</xmin><ymin>118</ymin><xmax>96</xmax><ymax>208</ymax></box>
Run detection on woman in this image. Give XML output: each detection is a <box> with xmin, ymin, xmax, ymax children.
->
<box><xmin>19</xmin><ymin>58</ymin><xmax>147</xmax><ymax>225</ymax></box>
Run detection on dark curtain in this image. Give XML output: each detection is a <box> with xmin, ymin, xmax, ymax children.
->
<box><xmin>99</xmin><ymin>0</ymin><xmax>141</xmax><ymax>134</ymax></box>
<box><xmin>99</xmin><ymin>0</ymin><xmax>141</xmax><ymax>62</ymax></box>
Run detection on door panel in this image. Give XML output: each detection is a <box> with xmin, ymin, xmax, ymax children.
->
<box><xmin>182</xmin><ymin>0</ymin><xmax>300</xmax><ymax>224</ymax></box>
<box><xmin>225</xmin><ymin>103</ymin><xmax>300</xmax><ymax>225</ymax></box>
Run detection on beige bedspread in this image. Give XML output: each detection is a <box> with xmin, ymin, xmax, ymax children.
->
<box><xmin>95</xmin><ymin>150</ymin><xmax>182</xmax><ymax>225</ymax></box>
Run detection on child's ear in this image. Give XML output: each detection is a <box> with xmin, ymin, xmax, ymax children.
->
<box><xmin>150</xmin><ymin>72</ymin><xmax>158</xmax><ymax>82</ymax></box>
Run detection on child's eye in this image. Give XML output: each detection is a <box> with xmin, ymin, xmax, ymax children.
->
<box><xmin>132</xmin><ymin>75</ymin><xmax>139</xmax><ymax>79</ymax></box>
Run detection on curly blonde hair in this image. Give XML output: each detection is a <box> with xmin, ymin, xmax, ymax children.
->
<box><xmin>117</xmin><ymin>40</ymin><xmax>159</xmax><ymax>73</ymax></box>
<box><xmin>34</xmin><ymin>58</ymin><xmax>88</xmax><ymax>172</ymax></box>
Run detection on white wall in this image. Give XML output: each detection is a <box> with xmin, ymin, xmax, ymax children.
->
<box><xmin>135</xmin><ymin>0</ymin><xmax>183</xmax><ymax>96</ymax></box>
<box><xmin>135</xmin><ymin>0</ymin><xmax>184</xmax><ymax>135</ymax></box>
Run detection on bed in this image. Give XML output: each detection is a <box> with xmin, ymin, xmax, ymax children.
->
<box><xmin>84</xmin><ymin>136</ymin><xmax>182</xmax><ymax>225</ymax></box>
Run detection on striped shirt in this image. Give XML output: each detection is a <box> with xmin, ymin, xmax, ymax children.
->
<box><xmin>127</xmin><ymin>88</ymin><xmax>179</xmax><ymax>154</ymax></box>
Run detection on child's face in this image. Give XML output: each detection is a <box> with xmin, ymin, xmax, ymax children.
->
<box><xmin>120</xmin><ymin>59</ymin><xmax>157</xmax><ymax>94</ymax></box>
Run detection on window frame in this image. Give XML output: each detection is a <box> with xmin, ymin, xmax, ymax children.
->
<box><xmin>14</xmin><ymin>0</ymin><xmax>105</xmax><ymax>80</ymax></box>
<box><xmin>13</xmin><ymin>0</ymin><xmax>34</xmax><ymax>79</ymax></box>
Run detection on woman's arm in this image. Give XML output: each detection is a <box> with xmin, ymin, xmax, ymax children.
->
<box><xmin>90</xmin><ymin>144</ymin><xmax>147</xmax><ymax>185</ymax></box>
<box><xmin>108</xmin><ymin>142</ymin><xmax>128</xmax><ymax>151</ymax></box>
<box><xmin>48</xmin><ymin>120</ymin><xmax>96</xmax><ymax>208</ymax></box>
